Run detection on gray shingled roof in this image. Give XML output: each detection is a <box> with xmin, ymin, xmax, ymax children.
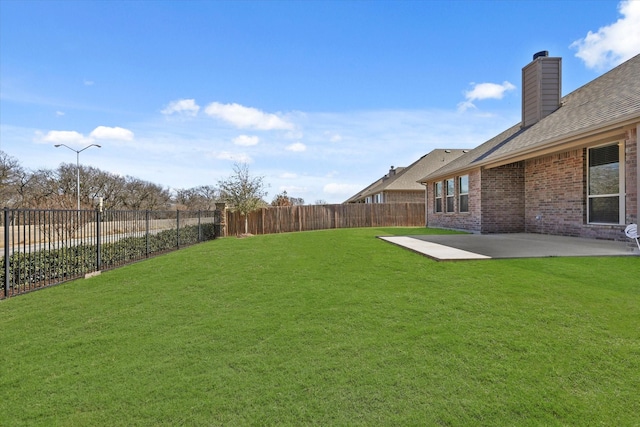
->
<box><xmin>417</xmin><ymin>125</ymin><xmax>523</xmax><ymax>182</ymax></box>
<box><xmin>343</xmin><ymin>171</ymin><xmax>401</xmax><ymax>203</ymax></box>
<box><xmin>421</xmin><ymin>53</ymin><xmax>640</xmax><ymax>182</ymax></box>
<box><xmin>345</xmin><ymin>149</ymin><xmax>468</xmax><ymax>203</ymax></box>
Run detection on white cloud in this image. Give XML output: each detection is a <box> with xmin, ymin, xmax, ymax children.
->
<box><xmin>39</xmin><ymin>130</ymin><xmax>91</xmax><ymax>145</ymax></box>
<box><xmin>37</xmin><ymin>126</ymin><xmax>134</xmax><ymax>146</ymax></box>
<box><xmin>323</xmin><ymin>182</ymin><xmax>362</xmax><ymax>196</ymax></box>
<box><xmin>213</xmin><ymin>151</ymin><xmax>253</xmax><ymax>163</ymax></box>
<box><xmin>83</xmin><ymin>79</ymin><xmax>95</xmax><ymax>86</ymax></box>
<box><xmin>280</xmin><ymin>172</ymin><xmax>298</xmax><ymax>179</ymax></box>
<box><xmin>286</xmin><ymin>142</ymin><xmax>306</xmax><ymax>152</ymax></box>
<box><xmin>55</xmin><ymin>111</ymin><xmax>65</xmax><ymax>117</ymax></box>
<box><xmin>162</xmin><ymin>99</ymin><xmax>200</xmax><ymax>117</ymax></box>
<box><xmin>233</xmin><ymin>135</ymin><xmax>260</xmax><ymax>146</ymax></box>
<box><xmin>204</xmin><ymin>102</ymin><xmax>294</xmax><ymax>130</ymax></box>
<box><xmin>570</xmin><ymin>1</ymin><xmax>640</xmax><ymax>70</ymax></box>
<box><xmin>457</xmin><ymin>81</ymin><xmax>516</xmax><ymax>112</ymax></box>
<box><xmin>90</xmin><ymin>126</ymin><xmax>134</xmax><ymax>141</ymax></box>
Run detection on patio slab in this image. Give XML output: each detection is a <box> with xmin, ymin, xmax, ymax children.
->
<box><xmin>379</xmin><ymin>233</ymin><xmax>638</xmax><ymax>261</ymax></box>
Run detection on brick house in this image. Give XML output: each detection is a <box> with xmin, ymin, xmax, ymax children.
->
<box><xmin>419</xmin><ymin>52</ymin><xmax>640</xmax><ymax>241</ymax></box>
<box><xmin>345</xmin><ymin>149</ymin><xmax>468</xmax><ymax>204</ymax></box>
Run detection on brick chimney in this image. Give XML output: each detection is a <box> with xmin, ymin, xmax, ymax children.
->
<box><xmin>522</xmin><ymin>51</ymin><xmax>562</xmax><ymax>128</ymax></box>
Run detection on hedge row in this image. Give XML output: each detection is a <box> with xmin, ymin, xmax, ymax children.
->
<box><xmin>1</xmin><ymin>223</ymin><xmax>216</xmax><ymax>297</ymax></box>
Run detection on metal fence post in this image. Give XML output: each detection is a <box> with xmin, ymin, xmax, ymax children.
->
<box><xmin>4</xmin><ymin>207</ymin><xmax>10</xmax><ymax>297</ymax></box>
<box><xmin>145</xmin><ymin>210</ymin><xmax>150</xmax><ymax>258</ymax></box>
<box><xmin>176</xmin><ymin>210</ymin><xmax>180</xmax><ymax>249</ymax></box>
<box><xmin>95</xmin><ymin>209</ymin><xmax>101</xmax><ymax>271</ymax></box>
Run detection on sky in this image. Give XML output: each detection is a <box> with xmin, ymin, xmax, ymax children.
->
<box><xmin>1</xmin><ymin>0</ymin><xmax>640</xmax><ymax>204</ymax></box>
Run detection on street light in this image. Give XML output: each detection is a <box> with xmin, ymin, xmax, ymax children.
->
<box><xmin>54</xmin><ymin>143</ymin><xmax>101</xmax><ymax>211</ymax></box>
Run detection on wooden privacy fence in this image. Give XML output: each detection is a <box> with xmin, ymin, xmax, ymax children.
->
<box><xmin>225</xmin><ymin>203</ymin><xmax>426</xmax><ymax>236</ymax></box>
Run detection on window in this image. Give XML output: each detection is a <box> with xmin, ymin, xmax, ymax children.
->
<box><xmin>446</xmin><ymin>179</ymin><xmax>455</xmax><ymax>212</ymax></box>
<box><xmin>458</xmin><ymin>175</ymin><xmax>469</xmax><ymax>213</ymax></box>
<box><xmin>435</xmin><ymin>182</ymin><xmax>443</xmax><ymax>212</ymax></box>
<box><xmin>588</xmin><ymin>143</ymin><xmax>624</xmax><ymax>224</ymax></box>
<box><xmin>374</xmin><ymin>193</ymin><xmax>383</xmax><ymax>203</ymax></box>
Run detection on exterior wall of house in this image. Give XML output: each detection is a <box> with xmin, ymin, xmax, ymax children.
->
<box><xmin>426</xmin><ymin>169</ymin><xmax>482</xmax><ymax>232</ymax></box>
<box><xmin>384</xmin><ymin>190</ymin><xmax>424</xmax><ymax>204</ymax></box>
<box><xmin>480</xmin><ymin>162</ymin><xmax>525</xmax><ymax>233</ymax></box>
<box><xmin>425</xmin><ymin>127</ymin><xmax>638</xmax><ymax>241</ymax></box>
<box><xmin>626</xmin><ymin>127</ymin><xmax>638</xmax><ymax>226</ymax></box>
<box><xmin>522</xmin><ymin>127</ymin><xmax>638</xmax><ymax>241</ymax></box>
<box><xmin>524</xmin><ymin>149</ymin><xmax>585</xmax><ymax>236</ymax></box>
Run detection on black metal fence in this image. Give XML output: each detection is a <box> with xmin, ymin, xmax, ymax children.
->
<box><xmin>1</xmin><ymin>208</ymin><xmax>222</xmax><ymax>299</ymax></box>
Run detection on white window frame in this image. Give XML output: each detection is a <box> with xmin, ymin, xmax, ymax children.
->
<box><xmin>434</xmin><ymin>182</ymin><xmax>443</xmax><ymax>213</ymax></box>
<box><xmin>445</xmin><ymin>178</ymin><xmax>455</xmax><ymax>213</ymax></box>
<box><xmin>587</xmin><ymin>142</ymin><xmax>625</xmax><ymax>224</ymax></box>
<box><xmin>458</xmin><ymin>175</ymin><xmax>469</xmax><ymax>213</ymax></box>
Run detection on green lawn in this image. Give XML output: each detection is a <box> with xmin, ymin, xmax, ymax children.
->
<box><xmin>1</xmin><ymin>227</ymin><xmax>639</xmax><ymax>426</ymax></box>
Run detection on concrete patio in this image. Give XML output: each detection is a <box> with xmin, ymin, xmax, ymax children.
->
<box><xmin>379</xmin><ymin>233</ymin><xmax>639</xmax><ymax>261</ymax></box>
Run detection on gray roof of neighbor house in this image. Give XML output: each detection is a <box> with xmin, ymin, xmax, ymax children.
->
<box><xmin>343</xmin><ymin>168</ymin><xmax>405</xmax><ymax>203</ymax></box>
<box><xmin>345</xmin><ymin>149</ymin><xmax>468</xmax><ymax>203</ymax></box>
<box><xmin>420</xmin><ymin>53</ymin><xmax>640</xmax><ymax>183</ymax></box>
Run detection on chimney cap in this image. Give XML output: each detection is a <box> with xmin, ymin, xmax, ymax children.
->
<box><xmin>533</xmin><ymin>50</ymin><xmax>549</xmax><ymax>60</ymax></box>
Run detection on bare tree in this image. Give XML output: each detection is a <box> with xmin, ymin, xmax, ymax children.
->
<box><xmin>218</xmin><ymin>163</ymin><xmax>268</xmax><ymax>234</ymax></box>
<box><xmin>20</xmin><ymin>168</ymin><xmax>65</xmax><ymax>209</ymax></box>
<box><xmin>272</xmin><ymin>190</ymin><xmax>293</xmax><ymax>207</ymax></box>
<box><xmin>271</xmin><ymin>190</ymin><xmax>305</xmax><ymax>207</ymax></box>
<box><xmin>290</xmin><ymin>196</ymin><xmax>305</xmax><ymax>206</ymax></box>
<box><xmin>0</xmin><ymin>151</ymin><xmax>24</xmax><ymax>207</ymax></box>
<box><xmin>120</xmin><ymin>176</ymin><xmax>172</xmax><ymax>210</ymax></box>
<box><xmin>174</xmin><ymin>185</ymin><xmax>219</xmax><ymax>211</ymax></box>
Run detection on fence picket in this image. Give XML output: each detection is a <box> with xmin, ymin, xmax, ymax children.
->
<box><xmin>225</xmin><ymin>203</ymin><xmax>425</xmax><ymax>236</ymax></box>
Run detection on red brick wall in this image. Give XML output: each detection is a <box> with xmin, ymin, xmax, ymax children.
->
<box><xmin>524</xmin><ymin>150</ymin><xmax>585</xmax><ymax>236</ymax></box>
<box><xmin>625</xmin><ymin>127</ymin><xmax>638</xmax><ymax>225</ymax></box>
<box><xmin>384</xmin><ymin>190</ymin><xmax>424</xmax><ymax>203</ymax></box>
<box><xmin>523</xmin><ymin>128</ymin><xmax>637</xmax><ymax>241</ymax></box>
<box><xmin>480</xmin><ymin>162</ymin><xmax>525</xmax><ymax>233</ymax></box>
<box><xmin>425</xmin><ymin>127</ymin><xmax>638</xmax><ymax>241</ymax></box>
<box><xmin>426</xmin><ymin>169</ymin><xmax>482</xmax><ymax>232</ymax></box>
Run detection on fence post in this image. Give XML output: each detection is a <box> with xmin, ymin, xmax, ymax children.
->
<box><xmin>95</xmin><ymin>209</ymin><xmax>101</xmax><ymax>271</ymax></box>
<box><xmin>176</xmin><ymin>210</ymin><xmax>180</xmax><ymax>249</ymax></box>
<box><xmin>214</xmin><ymin>202</ymin><xmax>226</xmax><ymax>238</ymax></box>
<box><xmin>145</xmin><ymin>210</ymin><xmax>150</xmax><ymax>258</ymax></box>
<box><xmin>4</xmin><ymin>207</ymin><xmax>10</xmax><ymax>297</ymax></box>
<box><xmin>198</xmin><ymin>211</ymin><xmax>202</xmax><ymax>242</ymax></box>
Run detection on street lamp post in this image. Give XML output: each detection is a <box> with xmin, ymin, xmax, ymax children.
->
<box><xmin>54</xmin><ymin>143</ymin><xmax>101</xmax><ymax>211</ymax></box>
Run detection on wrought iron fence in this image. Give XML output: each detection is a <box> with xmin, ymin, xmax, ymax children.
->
<box><xmin>1</xmin><ymin>208</ymin><xmax>222</xmax><ymax>299</ymax></box>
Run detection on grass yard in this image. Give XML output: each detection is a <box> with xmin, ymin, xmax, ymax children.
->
<box><xmin>1</xmin><ymin>227</ymin><xmax>639</xmax><ymax>426</ymax></box>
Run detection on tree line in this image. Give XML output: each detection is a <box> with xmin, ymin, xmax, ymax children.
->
<box><xmin>0</xmin><ymin>150</ymin><xmax>218</xmax><ymax>211</ymax></box>
<box><xmin>1</xmin><ymin>151</ymin><xmax>317</xmax><ymax>212</ymax></box>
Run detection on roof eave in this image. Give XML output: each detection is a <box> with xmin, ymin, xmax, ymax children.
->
<box><xmin>479</xmin><ymin>113</ymin><xmax>640</xmax><ymax>169</ymax></box>
<box><xmin>421</xmin><ymin>113</ymin><xmax>640</xmax><ymax>183</ymax></box>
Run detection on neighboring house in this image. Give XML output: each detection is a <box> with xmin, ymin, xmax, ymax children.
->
<box><xmin>419</xmin><ymin>52</ymin><xmax>640</xmax><ymax>241</ymax></box>
<box><xmin>345</xmin><ymin>149</ymin><xmax>468</xmax><ymax>204</ymax></box>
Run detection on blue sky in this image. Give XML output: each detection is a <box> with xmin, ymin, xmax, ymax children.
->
<box><xmin>1</xmin><ymin>0</ymin><xmax>639</xmax><ymax>204</ymax></box>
